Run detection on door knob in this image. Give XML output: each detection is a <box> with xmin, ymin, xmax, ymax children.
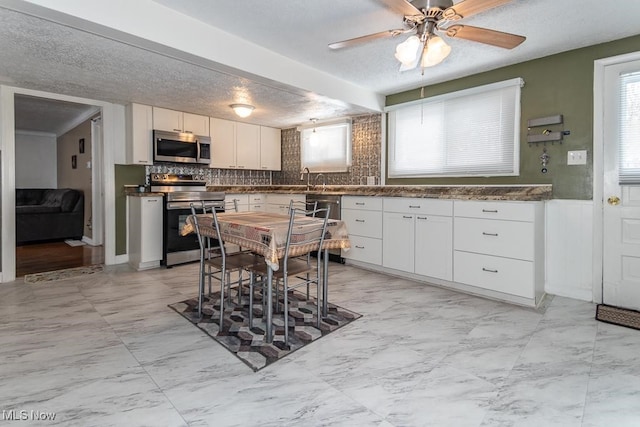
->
<box><xmin>608</xmin><ymin>196</ymin><xmax>621</xmax><ymax>206</ymax></box>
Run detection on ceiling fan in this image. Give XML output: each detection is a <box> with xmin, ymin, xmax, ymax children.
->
<box><xmin>328</xmin><ymin>0</ymin><xmax>526</xmax><ymax>71</ymax></box>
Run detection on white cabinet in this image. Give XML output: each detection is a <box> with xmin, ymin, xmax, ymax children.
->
<box><xmin>210</xmin><ymin>118</ymin><xmax>236</xmax><ymax>169</ymax></box>
<box><xmin>236</xmin><ymin>122</ymin><xmax>260</xmax><ymax>170</ymax></box>
<box><xmin>415</xmin><ymin>214</ymin><xmax>453</xmax><ymax>281</ymax></box>
<box><xmin>153</xmin><ymin>107</ymin><xmax>209</xmax><ymax>136</ymax></box>
<box><xmin>265</xmin><ymin>193</ymin><xmax>305</xmax><ymax>214</ymax></box>
<box><xmin>382</xmin><ymin>198</ymin><xmax>453</xmax><ymax>281</ymax></box>
<box><xmin>453</xmin><ymin>200</ymin><xmax>544</xmax><ymax>304</ymax></box>
<box><xmin>210</xmin><ymin>118</ymin><xmax>280</xmax><ymax>170</ymax></box>
<box><xmin>125</xmin><ymin>103</ymin><xmax>153</xmax><ymax>165</ymax></box>
<box><xmin>128</xmin><ymin>195</ymin><xmax>163</xmax><ymax>271</ymax></box>
<box><xmin>248</xmin><ymin>193</ymin><xmax>265</xmax><ymax>212</ymax></box>
<box><xmin>210</xmin><ymin>118</ymin><xmax>259</xmax><ymax>169</ymax></box>
<box><xmin>383</xmin><ymin>212</ymin><xmax>415</xmax><ymax>272</ymax></box>
<box><xmin>342</xmin><ymin>196</ymin><xmax>383</xmax><ymax>265</ymax></box>
<box><xmin>225</xmin><ymin>193</ymin><xmax>265</xmax><ymax>212</ymax></box>
<box><xmin>260</xmin><ymin>126</ymin><xmax>281</xmax><ymax>170</ymax></box>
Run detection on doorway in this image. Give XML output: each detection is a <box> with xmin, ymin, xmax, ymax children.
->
<box><xmin>594</xmin><ymin>51</ymin><xmax>640</xmax><ymax>310</ymax></box>
<box><xmin>14</xmin><ymin>94</ymin><xmax>105</xmax><ymax>277</ymax></box>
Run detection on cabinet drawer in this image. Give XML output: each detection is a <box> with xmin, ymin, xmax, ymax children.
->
<box><xmin>343</xmin><ymin>235</ymin><xmax>382</xmax><ymax>265</ymax></box>
<box><xmin>454</xmin><ymin>251</ymin><xmax>534</xmax><ymax>299</ymax></box>
<box><xmin>454</xmin><ymin>217</ymin><xmax>534</xmax><ymax>261</ymax></box>
<box><xmin>454</xmin><ymin>200</ymin><xmax>535</xmax><ymax>222</ymax></box>
<box><xmin>248</xmin><ymin>194</ymin><xmax>265</xmax><ymax>204</ymax></box>
<box><xmin>342</xmin><ymin>196</ymin><xmax>382</xmax><ymax>211</ymax></box>
<box><xmin>342</xmin><ymin>208</ymin><xmax>382</xmax><ymax>238</ymax></box>
<box><xmin>384</xmin><ymin>197</ymin><xmax>452</xmax><ymax>216</ymax></box>
<box><xmin>267</xmin><ymin>194</ymin><xmax>305</xmax><ymax>205</ymax></box>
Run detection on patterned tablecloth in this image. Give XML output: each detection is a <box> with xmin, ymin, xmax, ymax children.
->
<box><xmin>181</xmin><ymin>211</ymin><xmax>350</xmax><ymax>271</ymax></box>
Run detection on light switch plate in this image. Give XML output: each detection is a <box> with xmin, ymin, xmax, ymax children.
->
<box><xmin>567</xmin><ymin>150</ymin><xmax>587</xmax><ymax>165</ymax></box>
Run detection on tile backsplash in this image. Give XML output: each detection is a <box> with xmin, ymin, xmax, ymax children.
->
<box><xmin>145</xmin><ymin>113</ymin><xmax>382</xmax><ymax>186</ymax></box>
<box><xmin>274</xmin><ymin>114</ymin><xmax>382</xmax><ymax>185</ymax></box>
<box><xmin>145</xmin><ymin>164</ymin><xmax>272</xmax><ymax>186</ymax></box>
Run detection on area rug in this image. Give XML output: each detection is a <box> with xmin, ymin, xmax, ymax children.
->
<box><xmin>24</xmin><ymin>264</ymin><xmax>104</xmax><ymax>284</ymax></box>
<box><xmin>596</xmin><ymin>304</ymin><xmax>640</xmax><ymax>331</ymax></box>
<box><xmin>64</xmin><ymin>239</ymin><xmax>86</xmax><ymax>247</ymax></box>
<box><xmin>169</xmin><ymin>287</ymin><xmax>361</xmax><ymax>371</ymax></box>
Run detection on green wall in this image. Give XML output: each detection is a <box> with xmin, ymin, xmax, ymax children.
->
<box><xmin>114</xmin><ymin>164</ymin><xmax>146</xmax><ymax>255</ymax></box>
<box><xmin>386</xmin><ymin>34</ymin><xmax>640</xmax><ymax>199</ymax></box>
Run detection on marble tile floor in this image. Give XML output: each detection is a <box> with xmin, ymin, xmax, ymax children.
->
<box><xmin>1</xmin><ymin>263</ymin><xmax>639</xmax><ymax>426</ymax></box>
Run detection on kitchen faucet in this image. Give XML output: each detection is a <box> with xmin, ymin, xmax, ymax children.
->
<box><xmin>313</xmin><ymin>173</ymin><xmax>326</xmax><ymax>191</ymax></box>
<box><xmin>301</xmin><ymin>167</ymin><xmax>311</xmax><ymax>191</ymax></box>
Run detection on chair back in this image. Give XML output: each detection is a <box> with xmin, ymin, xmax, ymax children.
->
<box><xmin>288</xmin><ymin>199</ymin><xmax>318</xmax><ymax>216</ymax></box>
<box><xmin>189</xmin><ymin>203</ymin><xmax>207</xmax><ymax>253</ymax></box>
<box><xmin>225</xmin><ymin>198</ymin><xmax>239</xmax><ymax>213</ymax></box>
<box><xmin>283</xmin><ymin>205</ymin><xmax>330</xmax><ymax>269</ymax></box>
<box><xmin>199</xmin><ymin>201</ymin><xmax>227</xmax><ymax>259</ymax></box>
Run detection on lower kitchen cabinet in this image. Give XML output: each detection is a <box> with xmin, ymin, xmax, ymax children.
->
<box><xmin>128</xmin><ymin>195</ymin><xmax>163</xmax><ymax>271</ymax></box>
<box><xmin>453</xmin><ymin>200</ymin><xmax>544</xmax><ymax>305</ymax></box>
<box><xmin>341</xmin><ymin>196</ymin><xmax>383</xmax><ymax>265</ymax></box>
<box><xmin>382</xmin><ymin>197</ymin><xmax>453</xmax><ymax>281</ymax></box>
<box><xmin>415</xmin><ymin>214</ymin><xmax>453</xmax><ymax>281</ymax></box>
<box><xmin>382</xmin><ymin>212</ymin><xmax>415</xmax><ymax>272</ymax></box>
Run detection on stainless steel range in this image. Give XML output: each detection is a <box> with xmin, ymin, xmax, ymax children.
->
<box><xmin>149</xmin><ymin>173</ymin><xmax>225</xmax><ymax>267</ymax></box>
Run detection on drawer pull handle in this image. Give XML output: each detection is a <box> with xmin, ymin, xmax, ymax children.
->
<box><xmin>482</xmin><ymin>268</ymin><xmax>498</xmax><ymax>273</ymax></box>
<box><xmin>409</xmin><ymin>205</ymin><xmax>421</xmax><ymax>209</ymax></box>
<box><xmin>355</xmin><ymin>219</ymin><xmax>365</xmax><ymax>223</ymax></box>
<box><xmin>355</xmin><ymin>202</ymin><xmax>365</xmax><ymax>206</ymax></box>
<box><xmin>482</xmin><ymin>232</ymin><xmax>498</xmax><ymax>237</ymax></box>
<box><xmin>402</xmin><ymin>215</ymin><xmax>413</xmax><ymax>219</ymax></box>
<box><xmin>355</xmin><ymin>245</ymin><xmax>365</xmax><ymax>249</ymax></box>
<box><xmin>482</xmin><ymin>209</ymin><xmax>498</xmax><ymax>213</ymax></box>
<box><xmin>417</xmin><ymin>216</ymin><xmax>428</xmax><ymax>220</ymax></box>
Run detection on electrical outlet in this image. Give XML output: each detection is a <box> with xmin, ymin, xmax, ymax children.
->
<box><xmin>567</xmin><ymin>150</ymin><xmax>587</xmax><ymax>165</ymax></box>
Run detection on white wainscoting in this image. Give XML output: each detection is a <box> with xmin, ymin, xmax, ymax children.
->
<box><xmin>545</xmin><ymin>199</ymin><xmax>594</xmax><ymax>302</ymax></box>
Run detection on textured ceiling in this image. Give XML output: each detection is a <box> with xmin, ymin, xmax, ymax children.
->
<box><xmin>14</xmin><ymin>95</ymin><xmax>99</xmax><ymax>136</ymax></box>
<box><xmin>2</xmin><ymin>0</ymin><xmax>640</xmax><ymax>134</ymax></box>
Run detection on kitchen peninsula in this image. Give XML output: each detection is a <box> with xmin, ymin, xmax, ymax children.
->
<box><xmin>213</xmin><ymin>184</ymin><xmax>551</xmax><ymax>308</ymax></box>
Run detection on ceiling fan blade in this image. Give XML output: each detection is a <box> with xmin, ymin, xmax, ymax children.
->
<box><xmin>329</xmin><ymin>28</ymin><xmax>411</xmax><ymax>50</ymax></box>
<box><xmin>442</xmin><ymin>0</ymin><xmax>512</xmax><ymax>20</ymax></box>
<box><xmin>445</xmin><ymin>25</ymin><xmax>525</xmax><ymax>49</ymax></box>
<box><xmin>377</xmin><ymin>0</ymin><xmax>422</xmax><ymax>17</ymax></box>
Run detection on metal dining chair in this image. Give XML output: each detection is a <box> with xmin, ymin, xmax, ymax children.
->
<box><xmin>189</xmin><ymin>203</ymin><xmax>258</xmax><ymax>328</ymax></box>
<box><xmin>247</xmin><ymin>205</ymin><xmax>330</xmax><ymax>346</ymax></box>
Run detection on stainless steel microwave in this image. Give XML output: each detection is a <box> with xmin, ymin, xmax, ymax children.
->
<box><xmin>153</xmin><ymin>130</ymin><xmax>211</xmax><ymax>165</ymax></box>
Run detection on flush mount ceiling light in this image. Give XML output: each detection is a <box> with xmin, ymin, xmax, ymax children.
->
<box><xmin>230</xmin><ymin>103</ymin><xmax>254</xmax><ymax>118</ymax></box>
<box><xmin>329</xmin><ymin>0</ymin><xmax>525</xmax><ymax>74</ymax></box>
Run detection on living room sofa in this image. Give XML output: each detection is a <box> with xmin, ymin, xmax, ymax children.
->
<box><xmin>16</xmin><ymin>188</ymin><xmax>84</xmax><ymax>244</ymax></box>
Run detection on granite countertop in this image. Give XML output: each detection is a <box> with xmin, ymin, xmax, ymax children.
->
<box><xmin>206</xmin><ymin>185</ymin><xmax>552</xmax><ymax>201</ymax></box>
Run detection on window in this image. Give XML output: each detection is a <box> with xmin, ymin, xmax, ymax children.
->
<box><xmin>300</xmin><ymin>119</ymin><xmax>352</xmax><ymax>173</ymax></box>
<box><xmin>619</xmin><ymin>71</ymin><xmax>640</xmax><ymax>184</ymax></box>
<box><xmin>387</xmin><ymin>78</ymin><xmax>522</xmax><ymax>178</ymax></box>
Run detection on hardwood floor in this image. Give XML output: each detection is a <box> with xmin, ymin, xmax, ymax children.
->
<box><xmin>16</xmin><ymin>241</ymin><xmax>105</xmax><ymax>277</ymax></box>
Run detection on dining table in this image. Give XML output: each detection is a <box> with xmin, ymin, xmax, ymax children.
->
<box><xmin>181</xmin><ymin>210</ymin><xmax>351</xmax><ymax>342</ymax></box>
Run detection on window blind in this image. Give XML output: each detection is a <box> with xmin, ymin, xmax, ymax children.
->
<box><xmin>387</xmin><ymin>78</ymin><xmax>521</xmax><ymax>178</ymax></box>
<box><xmin>300</xmin><ymin>120</ymin><xmax>352</xmax><ymax>173</ymax></box>
<box><xmin>619</xmin><ymin>71</ymin><xmax>640</xmax><ymax>184</ymax></box>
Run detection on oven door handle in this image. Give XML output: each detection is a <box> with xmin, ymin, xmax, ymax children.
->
<box><xmin>166</xmin><ymin>201</ymin><xmax>224</xmax><ymax>210</ymax></box>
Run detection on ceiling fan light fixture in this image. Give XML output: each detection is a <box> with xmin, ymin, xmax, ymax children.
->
<box><xmin>230</xmin><ymin>103</ymin><xmax>254</xmax><ymax>118</ymax></box>
<box><xmin>394</xmin><ymin>35</ymin><xmax>421</xmax><ymax>66</ymax></box>
<box><xmin>420</xmin><ymin>35</ymin><xmax>451</xmax><ymax>68</ymax></box>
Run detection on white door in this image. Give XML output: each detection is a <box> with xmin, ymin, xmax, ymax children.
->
<box><xmin>603</xmin><ymin>58</ymin><xmax>640</xmax><ymax>311</ymax></box>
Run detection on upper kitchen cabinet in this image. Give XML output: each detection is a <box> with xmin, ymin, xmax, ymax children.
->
<box><xmin>152</xmin><ymin>107</ymin><xmax>210</xmax><ymax>136</ymax></box>
<box><xmin>260</xmin><ymin>126</ymin><xmax>281</xmax><ymax>170</ymax></box>
<box><xmin>125</xmin><ymin>103</ymin><xmax>153</xmax><ymax>165</ymax></box>
<box><xmin>210</xmin><ymin>118</ymin><xmax>281</xmax><ymax>170</ymax></box>
<box><xmin>236</xmin><ymin>122</ymin><xmax>260</xmax><ymax>170</ymax></box>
